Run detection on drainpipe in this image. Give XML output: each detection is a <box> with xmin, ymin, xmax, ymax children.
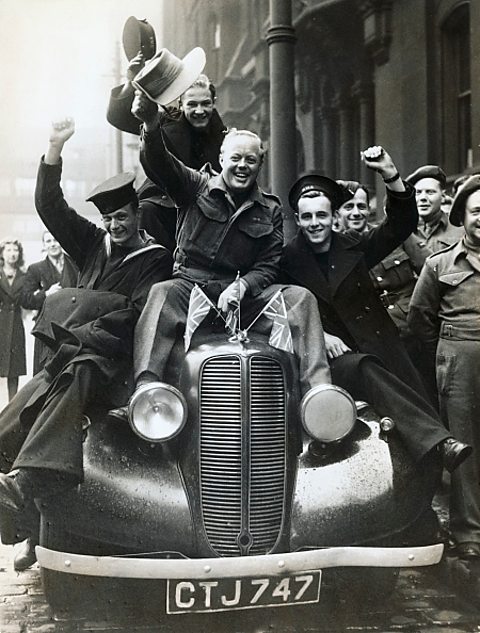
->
<box><xmin>267</xmin><ymin>0</ymin><xmax>297</xmax><ymax>241</ymax></box>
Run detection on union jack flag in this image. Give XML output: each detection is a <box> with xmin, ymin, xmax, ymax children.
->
<box><xmin>184</xmin><ymin>285</ymin><xmax>216</xmax><ymax>351</ymax></box>
<box><xmin>261</xmin><ymin>290</ymin><xmax>294</xmax><ymax>353</ymax></box>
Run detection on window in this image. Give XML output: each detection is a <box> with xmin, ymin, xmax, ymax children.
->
<box><xmin>441</xmin><ymin>3</ymin><xmax>471</xmax><ymax>173</ymax></box>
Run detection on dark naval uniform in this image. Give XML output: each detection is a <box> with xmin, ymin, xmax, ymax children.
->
<box><xmin>0</xmin><ymin>159</ymin><xmax>173</xmax><ymax>485</ymax></box>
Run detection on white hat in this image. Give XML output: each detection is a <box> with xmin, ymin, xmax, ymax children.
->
<box><xmin>132</xmin><ymin>47</ymin><xmax>206</xmax><ymax>105</ymax></box>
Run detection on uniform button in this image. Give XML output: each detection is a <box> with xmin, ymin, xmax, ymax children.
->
<box><xmin>71</xmin><ymin>296</ymin><xmax>76</xmax><ymax>303</ymax></box>
<box><xmin>375</xmin><ymin>331</ymin><xmax>381</xmax><ymax>335</ymax></box>
<box><xmin>394</xmin><ymin>260</ymin><xmax>400</xmax><ymax>265</ymax></box>
<box><xmin>357</xmin><ymin>282</ymin><xmax>361</xmax><ymax>287</ymax></box>
<box><xmin>330</xmin><ymin>265</ymin><xmax>335</xmax><ymax>269</ymax></box>
<box><xmin>376</xmin><ymin>276</ymin><xmax>383</xmax><ymax>282</ymax></box>
<box><xmin>388</xmin><ymin>304</ymin><xmax>394</xmax><ymax>310</ymax></box>
<box><xmin>419</xmin><ymin>241</ymin><xmax>426</xmax><ymax>247</ymax></box>
<box><xmin>365</xmin><ymin>306</ymin><xmax>370</xmax><ymax>311</ymax></box>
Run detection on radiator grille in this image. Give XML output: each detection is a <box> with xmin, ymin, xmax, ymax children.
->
<box><xmin>200</xmin><ymin>355</ymin><xmax>287</xmax><ymax>556</ymax></box>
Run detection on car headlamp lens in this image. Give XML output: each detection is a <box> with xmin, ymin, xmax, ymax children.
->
<box><xmin>128</xmin><ymin>382</ymin><xmax>187</xmax><ymax>442</ymax></box>
<box><xmin>301</xmin><ymin>384</ymin><xmax>356</xmax><ymax>443</ymax></box>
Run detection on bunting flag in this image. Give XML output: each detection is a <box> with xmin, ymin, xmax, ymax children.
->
<box><xmin>247</xmin><ymin>290</ymin><xmax>294</xmax><ymax>353</ymax></box>
<box><xmin>184</xmin><ymin>285</ymin><xmax>216</xmax><ymax>351</ymax></box>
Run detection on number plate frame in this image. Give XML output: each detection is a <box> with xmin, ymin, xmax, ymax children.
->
<box><xmin>166</xmin><ymin>571</ymin><xmax>322</xmax><ymax>614</ymax></box>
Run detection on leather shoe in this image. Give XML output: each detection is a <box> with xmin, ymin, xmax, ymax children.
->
<box><xmin>107</xmin><ymin>406</ymin><xmax>128</xmax><ymax>422</ymax></box>
<box><xmin>456</xmin><ymin>541</ymin><xmax>480</xmax><ymax>560</ymax></box>
<box><xmin>13</xmin><ymin>537</ymin><xmax>38</xmax><ymax>572</ymax></box>
<box><xmin>440</xmin><ymin>438</ymin><xmax>473</xmax><ymax>473</ymax></box>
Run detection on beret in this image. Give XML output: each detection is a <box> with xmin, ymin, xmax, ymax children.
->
<box><xmin>449</xmin><ymin>174</ymin><xmax>480</xmax><ymax>226</ymax></box>
<box><xmin>86</xmin><ymin>173</ymin><xmax>138</xmax><ymax>214</ymax></box>
<box><xmin>405</xmin><ymin>165</ymin><xmax>446</xmax><ymax>188</ymax></box>
<box><xmin>289</xmin><ymin>173</ymin><xmax>347</xmax><ymax>211</ymax></box>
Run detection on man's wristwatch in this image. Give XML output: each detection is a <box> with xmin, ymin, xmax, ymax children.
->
<box><xmin>383</xmin><ymin>172</ymin><xmax>401</xmax><ymax>184</ymax></box>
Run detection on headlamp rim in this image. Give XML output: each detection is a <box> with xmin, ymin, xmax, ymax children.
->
<box><xmin>128</xmin><ymin>381</ymin><xmax>187</xmax><ymax>442</ymax></box>
<box><xmin>300</xmin><ymin>384</ymin><xmax>357</xmax><ymax>443</ymax></box>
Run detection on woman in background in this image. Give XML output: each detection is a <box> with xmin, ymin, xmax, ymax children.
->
<box><xmin>0</xmin><ymin>238</ymin><xmax>26</xmax><ymax>400</ymax></box>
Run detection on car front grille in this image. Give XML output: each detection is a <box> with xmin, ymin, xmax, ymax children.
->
<box><xmin>200</xmin><ymin>355</ymin><xmax>287</xmax><ymax>557</ymax></box>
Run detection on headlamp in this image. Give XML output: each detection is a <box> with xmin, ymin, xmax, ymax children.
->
<box><xmin>301</xmin><ymin>384</ymin><xmax>356</xmax><ymax>443</ymax></box>
<box><xmin>128</xmin><ymin>382</ymin><xmax>187</xmax><ymax>442</ymax></box>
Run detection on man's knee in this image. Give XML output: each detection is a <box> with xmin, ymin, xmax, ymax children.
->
<box><xmin>282</xmin><ymin>285</ymin><xmax>318</xmax><ymax>310</ymax></box>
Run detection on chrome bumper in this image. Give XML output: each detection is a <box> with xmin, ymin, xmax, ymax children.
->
<box><xmin>36</xmin><ymin>543</ymin><xmax>444</xmax><ymax>579</ymax></box>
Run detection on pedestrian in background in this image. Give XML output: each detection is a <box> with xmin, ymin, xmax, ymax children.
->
<box><xmin>20</xmin><ymin>231</ymin><xmax>78</xmax><ymax>374</ymax></box>
<box><xmin>0</xmin><ymin>238</ymin><xmax>26</xmax><ymax>400</ymax></box>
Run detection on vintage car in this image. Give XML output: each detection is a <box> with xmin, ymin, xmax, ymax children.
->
<box><xmin>36</xmin><ymin>318</ymin><xmax>443</xmax><ymax>619</ymax></box>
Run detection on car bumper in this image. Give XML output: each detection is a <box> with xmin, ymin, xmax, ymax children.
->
<box><xmin>36</xmin><ymin>543</ymin><xmax>444</xmax><ymax>579</ymax></box>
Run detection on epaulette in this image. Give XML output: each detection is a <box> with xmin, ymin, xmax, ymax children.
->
<box><xmin>261</xmin><ymin>190</ymin><xmax>282</xmax><ymax>205</ymax></box>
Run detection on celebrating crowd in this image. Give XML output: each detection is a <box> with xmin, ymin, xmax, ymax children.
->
<box><xmin>0</xmin><ymin>21</ymin><xmax>479</xmax><ymax>579</ymax></box>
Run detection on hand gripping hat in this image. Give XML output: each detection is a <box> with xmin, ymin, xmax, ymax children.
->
<box><xmin>449</xmin><ymin>174</ymin><xmax>480</xmax><ymax>226</ymax></box>
<box><xmin>289</xmin><ymin>173</ymin><xmax>347</xmax><ymax>211</ymax></box>
<box><xmin>405</xmin><ymin>165</ymin><xmax>447</xmax><ymax>188</ymax></box>
<box><xmin>132</xmin><ymin>46</ymin><xmax>206</xmax><ymax>105</ymax></box>
<box><xmin>86</xmin><ymin>173</ymin><xmax>137</xmax><ymax>214</ymax></box>
<box><xmin>122</xmin><ymin>17</ymin><xmax>157</xmax><ymax>61</ymax></box>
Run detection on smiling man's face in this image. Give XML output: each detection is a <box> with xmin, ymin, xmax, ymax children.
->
<box><xmin>101</xmin><ymin>203</ymin><xmax>139</xmax><ymax>247</ymax></box>
<box><xmin>180</xmin><ymin>86</ymin><xmax>214</xmax><ymax>130</ymax></box>
<box><xmin>220</xmin><ymin>135</ymin><xmax>262</xmax><ymax>195</ymax></box>
<box><xmin>296</xmin><ymin>193</ymin><xmax>334</xmax><ymax>252</ymax></box>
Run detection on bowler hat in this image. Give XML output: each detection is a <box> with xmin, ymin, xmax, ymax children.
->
<box><xmin>289</xmin><ymin>173</ymin><xmax>347</xmax><ymax>211</ymax></box>
<box><xmin>132</xmin><ymin>47</ymin><xmax>206</xmax><ymax>106</ymax></box>
<box><xmin>449</xmin><ymin>174</ymin><xmax>480</xmax><ymax>226</ymax></box>
<box><xmin>122</xmin><ymin>17</ymin><xmax>157</xmax><ymax>61</ymax></box>
<box><xmin>405</xmin><ymin>165</ymin><xmax>446</xmax><ymax>188</ymax></box>
<box><xmin>86</xmin><ymin>173</ymin><xmax>138</xmax><ymax>214</ymax></box>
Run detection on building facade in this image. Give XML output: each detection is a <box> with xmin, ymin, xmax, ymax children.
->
<box><xmin>162</xmin><ymin>0</ymin><xmax>479</xmax><ymax>210</ymax></box>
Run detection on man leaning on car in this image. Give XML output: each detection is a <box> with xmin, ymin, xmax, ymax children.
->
<box><xmin>280</xmin><ymin>146</ymin><xmax>471</xmax><ymax>474</ymax></box>
<box><xmin>0</xmin><ymin>117</ymin><xmax>172</xmax><ymax>572</ymax></box>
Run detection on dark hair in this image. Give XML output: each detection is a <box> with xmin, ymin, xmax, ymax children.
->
<box><xmin>0</xmin><ymin>237</ymin><xmax>25</xmax><ymax>269</ymax></box>
<box><xmin>336</xmin><ymin>180</ymin><xmax>370</xmax><ymax>206</ymax></box>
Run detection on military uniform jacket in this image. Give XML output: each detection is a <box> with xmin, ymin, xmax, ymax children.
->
<box><xmin>140</xmin><ymin>125</ymin><xmax>283</xmax><ymax>297</ymax></box>
<box><xmin>408</xmin><ymin>239</ymin><xmax>480</xmax><ymax>347</ymax></box>
<box><xmin>280</xmin><ymin>185</ymin><xmax>423</xmax><ymax>385</ymax></box>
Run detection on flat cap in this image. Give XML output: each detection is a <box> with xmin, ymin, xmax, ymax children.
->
<box><xmin>86</xmin><ymin>173</ymin><xmax>138</xmax><ymax>214</ymax></box>
<box><xmin>289</xmin><ymin>173</ymin><xmax>346</xmax><ymax>211</ymax></box>
<box><xmin>449</xmin><ymin>174</ymin><xmax>480</xmax><ymax>226</ymax></box>
<box><xmin>405</xmin><ymin>165</ymin><xmax>446</xmax><ymax>188</ymax></box>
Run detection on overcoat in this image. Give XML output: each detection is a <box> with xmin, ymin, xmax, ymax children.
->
<box><xmin>280</xmin><ymin>185</ymin><xmax>427</xmax><ymax>390</ymax></box>
<box><xmin>0</xmin><ymin>159</ymin><xmax>173</xmax><ymax>476</ymax></box>
<box><xmin>0</xmin><ymin>270</ymin><xmax>26</xmax><ymax>377</ymax></box>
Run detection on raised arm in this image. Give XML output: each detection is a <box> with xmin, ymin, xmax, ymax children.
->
<box><xmin>357</xmin><ymin>146</ymin><xmax>418</xmax><ymax>268</ymax></box>
<box><xmin>132</xmin><ymin>90</ymin><xmax>206</xmax><ymax>206</ymax></box>
<box><xmin>35</xmin><ymin>118</ymin><xmax>104</xmax><ymax>269</ymax></box>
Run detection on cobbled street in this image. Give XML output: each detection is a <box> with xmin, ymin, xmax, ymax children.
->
<box><xmin>2</xmin><ymin>537</ymin><xmax>480</xmax><ymax>633</ymax></box>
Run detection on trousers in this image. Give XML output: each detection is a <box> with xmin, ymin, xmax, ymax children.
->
<box><xmin>436</xmin><ymin>337</ymin><xmax>480</xmax><ymax>544</ymax></box>
<box><xmin>134</xmin><ymin>279</ymin><xmax>331</xmax><ymax>396</ymax></box>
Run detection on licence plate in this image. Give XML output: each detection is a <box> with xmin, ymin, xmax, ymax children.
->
<box><xmin>166</xmin><ymin>571</ymin><xmax>321</xmax><ymax>614</ymax></box>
